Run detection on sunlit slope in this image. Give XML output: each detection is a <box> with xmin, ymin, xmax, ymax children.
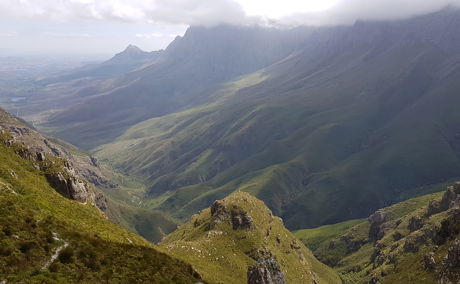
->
<box><xmin>97</xmin><ymin>10</ymin><xmax>460</xmax><ymax>229</ymax></box>
<box><xmin>160</xmin><ymin>191</ymin><xmax>341</xmax><ymax>284</ymax></box>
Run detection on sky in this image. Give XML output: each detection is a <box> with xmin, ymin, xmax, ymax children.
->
<box><xmin>1</xmin><ymin>0</ymin><xmax>460</xmax><ymax>57</ymax></box>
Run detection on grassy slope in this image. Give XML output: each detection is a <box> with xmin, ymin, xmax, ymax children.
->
<box><xmin>0</xmin><ymin>107</ymin><xmax>178</xmax><ymax>244</ymax></box>
<box><xmin>0</xmin><ymin>140</ymin><xmax>202</xmax><ymax>283</ymax></box>
<box><xmin>293</xmin><ymin>219</ymin><xmax>366</xmax><ymax>251</ymax></box>
<box><xmin>160</xmin><ymin>191</ymin><xmax>341</xmax><ymax>284</ymax></box>
<box><xmin>104</xmin><ymin>198</ymin><xmax>178</xmax><ymax>243</ymax></box>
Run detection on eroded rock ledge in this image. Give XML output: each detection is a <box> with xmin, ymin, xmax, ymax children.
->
<box><xmin>207</xmin><ymin>200</ymin><xmax>255</xmax><ymax>231</ymax></box>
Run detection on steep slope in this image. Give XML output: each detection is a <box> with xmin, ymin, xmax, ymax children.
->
<box><xmin>160</xmin><ymin>191</ymin><xmax>341</xmax><ymax>284</ymax></box>
<box><xmin>41</xmin><ymin>25</ymin><xmax>313</xmax><ymax>149</ymax></box>
<box><xmin>0</xmin><ymin>108</ymin><xmax>177</xmax><ymax>243</ymax></box>
<box><xmin>96</xmin><ymin>8</ymin><xmax>460</xmax><ymax>229</ymax></box>
<box><xmin>302</xmin><ymin>183</ymin><xmax>460</xmax><ymax>284</ymax></box>
<box><xmin>0</xmin><ymin>131</ymin><xmax>203</xmax><ymax>283</ymax></box>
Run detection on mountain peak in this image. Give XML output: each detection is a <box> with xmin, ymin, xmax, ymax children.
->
<box><xmin>124</xmin><ymin>44</ymin><xmax>143</xmax><ymax>53</ymax></box>
<box><xmin>160</xmin><ymin>191</ymin><xmax>341</xmax><ymax>284</ymax></box>
<box><xmin>107</xmin><ymin>44</ymin><xmax>155</xmax><ymax>64</ymax></box>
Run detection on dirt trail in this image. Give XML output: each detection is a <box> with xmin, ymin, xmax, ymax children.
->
<box><xmin>41</xmin><ymin>232</ymin><xmax>68</xmax><ymax>270</ymax></box>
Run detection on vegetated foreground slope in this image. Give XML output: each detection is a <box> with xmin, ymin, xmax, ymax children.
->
<box><xmin>0</xmin><ymin>133</ymin><xmax>203</xmax><ymax>283</ymax></box>
<box><xmin>296</xmin><ymin>183</ymin><xmax>460</xmax><ymax>284</ymax></box>
<box><xmin>161</xmin><ymin>191</ymin><xmax>341</xmax><ymax>284</ymax></box>
<box><xmin>96</xmin><ymin>8</ymin><xmax>460</xmax><ymax>229</ymax></box>
<box><xmin>0</xmin><ymin>107</ymin><xmax>178</xmax><ymax>243</ymax></box>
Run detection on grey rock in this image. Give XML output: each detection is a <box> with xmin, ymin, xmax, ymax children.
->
<box><xmin>247</xmin><ymin>250</ymin><xmax>285</xmax><ymax>284</ymax></box>
<box><xmin>368</xmin><ymin>277</ymin><xmax>380</xmax><ymax>284</ymax></box>
<box><xmin>444</xmin><ymin>239</ymin><xmax>460</xmax><ymax>268</ymax></box>
<box><xmin>36</xmin><ymin>152</ymin><xmax>46</xmax><ymax>162</ymax></box>
<box><xmin>368</xmin><ymin>210</ymin><xmax>387</xmax><ymax>241</ymax></box>
<box><xmin>436</xmin><ymin>209</ymin><xmax>460</xmax><ymax>244</ymax></box>
<box><xmin>423</xmin><ymin>252</ymin><xmax>436</xmax><ymax>270</ymax></box>
<box><xmin>408</xmin><ymin>216</ymin><xmax>424</xmax><ymax>232</ymax></box>
<box><xmin>45</xmin><ymin>173</ymin><xmax>92</xmax><ymax>204</ymax></box>
<box><xmin>208</xmin><ymin>201</ymin><xmax>254</xmax><ymax>230</ymax></box>
<box><xmin>231</xmin><ymin>210</ymin><xmax>254</xmax><ymax>230</ymax></box>
<box><xmin>208</xmin><ymin>201</ymin><xmax>231</xmax><ymax>229</ymax></box>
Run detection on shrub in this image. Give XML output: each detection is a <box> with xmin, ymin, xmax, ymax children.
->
<box><xmin>58</xmin><ymin>246</ymin><xmax>74</xmax><ymax>264</ymax></box>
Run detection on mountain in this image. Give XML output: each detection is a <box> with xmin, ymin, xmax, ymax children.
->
<box><xmin>0</xmin><ymin>113</ymin><xmax>203</xmax><ymax>283</ymax></box>
<box><xmin>160</xmin><ymin>191</ymin><xmax>341</xmax><ymax>284</ymax></box>
<box><xmin>93</xmin><ymin>8</ymin><xmax>460</xmax><ymax>230</ymax></box>
<box><xmin>295</xmin><ymin>183</ymin><xmax>460</xmax><ymax>284</ymax></box>
<box><xmin>37</xmin><ymin>45</ymin><xmax>163</xmax><ymax>84</ymax></box>
<box><xmin>39</xmin><ymin>25</ymin><xmax>314</xmax><ymax>149</ymax></box>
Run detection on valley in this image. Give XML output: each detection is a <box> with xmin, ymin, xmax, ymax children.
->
<box><xmin>2</xmin><ymin>4</ymin><xmax>460</xmax><ymax>284</ymax></box>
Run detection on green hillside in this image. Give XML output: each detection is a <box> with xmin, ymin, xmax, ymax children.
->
<box><xmin>294</xmin><ymin>219</ymin><xmax>366</xmax><ymax>251</ymax></box>
<box><xmin>0</xmin><ymin>133</ymin><xmax>203</xmax><ymax>283</ymax></box>
<box><xmin>94</xmin><ymin>11</ymin><xmax>460</xmax><ymax>230</ymax></box>
<box><xmin>160</xmin><ymin>191</ymin><xmax>341</xmax><ymax>284</ymax></box>
<box><xmin>299</xmin><ymin>184</ymin><xmax>460</xmax><ymax>284</ymax></box>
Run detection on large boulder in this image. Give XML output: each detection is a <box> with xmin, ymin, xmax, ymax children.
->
<box><xmin>368</xmin><ymin>210</ymin><xmax>387</xmax><ymax>242</ymax></box>
<box><xmin>45</xmin><ymin>173</ymin><xmax>93</xmax><ymax>204</ymax></box>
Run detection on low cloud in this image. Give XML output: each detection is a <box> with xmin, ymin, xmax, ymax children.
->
<box><xmin>1</xmin><ymin>0</ymin><xmax>460</xmax><ymax>27</ymax></box>
<box><xmin>281</xmin><ymin>0</ymin><xmax>460</xmax><ymax>26</ymax></box>
<box><xmin>0</xmin><ymin>0</ymin><xmax>248</xmax><ymax>26</ymax></box>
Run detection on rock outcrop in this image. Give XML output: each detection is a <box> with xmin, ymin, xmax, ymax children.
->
<box><xmin>444</xmin><ymin>239</ymin><xmax>460</xmax><ymax>268</ymax></box>
<box><xmin>45</xmin><ymin>172</ymin><xmax>93</xmax><ymax>203</ymax></box>
<box><xmin>436</xmin><ymin>209</ymin><xmax>460</xmax><ymax>245</ymax></box>
<box><xmin>368</xmin><ymin>210</ymin><xmax>387</xmax><ymax>242</ymax></box>
<box><xmin>408</xmin><ymin>216</ymin><xmax>424</xmax><ymax>232</ymax></box>
<box><xmin>427</xmin><ymin>183</ymin><xmax>460</xmax><ymax>217</ymax></box>
<box><xmin>0</xmin><ymin>109</ymin><xmax>109</xmax><ymax>211</ymax></box>
<box><xmin>423</xmin><ymin>252</ymin><xmax>436</xmax><ymax>270</ymax></box>
<box><xmin>208</xmin><ymin>200</ymin><xmax>254</xmax><ymax>230</ymax></box>
<box><xmin>0</xmin><ymin>109</ymin><xmax>117</xmax><ymax>191</ymax></box>
<box><xmin>247</xmin><ymin>249</ymin><xmax>286</xmax><ymax>284</ymax></box>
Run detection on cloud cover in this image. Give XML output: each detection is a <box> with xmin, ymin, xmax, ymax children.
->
<box><xmin>0</xmin><ymin>0</ymin><xmax>248</xmax><ymax>26</ymax></box>
<box><xmin>1</xmin><ymin>0</ymin><xmax>460</xmax><ymax>26</ymax></box>
<box><xmin>284</xmin><ymin>0</ymin><xmax>460</xmax><ymax>26</ymax></box>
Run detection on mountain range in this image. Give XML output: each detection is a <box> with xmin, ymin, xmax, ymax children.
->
<box><xmin>25</xmin><ymin>8</ymin><xmax>460</xmax><ymax>230</ymax></box>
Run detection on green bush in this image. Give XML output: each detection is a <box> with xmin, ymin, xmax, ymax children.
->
<box><xmin>58</xmin><ymin>247</ymin><xmax>74</xmax><ymax>264</ymax></box>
